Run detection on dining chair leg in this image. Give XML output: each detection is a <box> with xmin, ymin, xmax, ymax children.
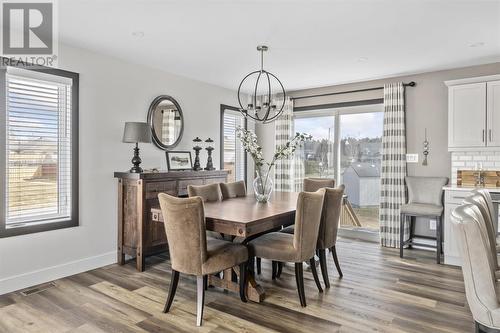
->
<box><xmin>330</xmin><ymin>246</ymin><xmax>343</xmax><ymax>278</ymax></box>
<box><xmin>203</xmin><ymin>275</ymin><xmax>208</xmax><ymax>291</ymax></box>
<box><xmin>239</xmin><ymin>262</ymin><xmax>248</xmax><ymax>303</ymax></box>
<box><xmin>276</xmin><ymin>262</ymin><xmax>283</xmax><ymax>278</ymax></box>
<box><xmin>400</xmin><ymin>213</ymin><xmax>405</xmax><ymax>258</ymax></box>
<box><xmin>272</xmin><ymin>261</ymin><xmax>277</xmax><ymax>280</ymax></box>
<box><xmin>248</xmin><ymin>257</ymin><xmax>255</xmax><ymax>275</ymax></box>
<box><xmin>436</xmin><ymin>216</ymin><xmax>442</xmax><ymax>264</ymax></box>
<box><xmin>295</xmin><ymin>263</ymin><xmax>306</xmax><ymax>307</ymax></box>
<box><xmin>318</xmin><ymin>248</ymin><xmax>330</xmax><ymax>289</ymax></box>
<box><xmin>163</xmin><ymin>270</ymin><xmax>179</xmax><ymax>313</ymax></box>
<box><xmin>256</xmin><ymin>257</ymin><xmax>261</xmax><ymax>275</ymax></box>
<box><xmin>196</xmin><ymin>276</ymin><xmax>205</xmax><ymax>327</ymax></box>
<box><xmin>309</xmin><ymin>258</ymin><xmax>323</xmax><ymax>293</ymax></box>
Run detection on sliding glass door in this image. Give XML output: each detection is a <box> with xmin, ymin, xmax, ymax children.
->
<box><xmin>339</xmin><ymin>112</ymin><xmax>383</xmax><ymax>231</ymax></box>
<box><xmin>293</xmin><ymin>104</ymin><xmax>383</xmax><ymax>233</ymax></box>
<box><xmin>294</xmin><ymin>115</ymin><xmax>335</xmax><ymax>179</ymax></box>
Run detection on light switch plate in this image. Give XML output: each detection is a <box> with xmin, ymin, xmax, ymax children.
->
<box><xmin>429</xmin><ymin>219</ymin><xmax>437</xmax><ymax>230</ymax></box>
<box><xmin>406</xmin><ymin>153</ymin><xmax>419</xmax><ymax>163</ymax></box>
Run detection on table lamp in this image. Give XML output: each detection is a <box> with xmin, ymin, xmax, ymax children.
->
<box><xmin>122</xmin><ymin>122</ymin><xmax>152</xmax><ymax>173</ymax></box>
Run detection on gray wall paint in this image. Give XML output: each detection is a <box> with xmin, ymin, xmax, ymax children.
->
<box><xmin>0</xmin><ymin>43</ymin><xmax>252</xmax><ymax>295</ymax></box>
<box><xmin>256</xmin><ymin>62</ymin><xmax>500</xmax><ymax>237</ymax></box>
<box><xmin>257</xmin><ymin>62</ymin><xmax>500</xmax><ymax>180</ymax></box>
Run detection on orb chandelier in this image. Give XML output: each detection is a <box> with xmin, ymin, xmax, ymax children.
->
<box><xmin>237</xmin><ymin>45</ymin><xmax>286</xmax><ymax>123</ymax></box>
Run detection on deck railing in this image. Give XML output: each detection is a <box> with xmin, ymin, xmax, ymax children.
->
<box><xmin>340</xmin><ymin>196</ymin><xmax>362</xmax><ymax>227</ymax></box>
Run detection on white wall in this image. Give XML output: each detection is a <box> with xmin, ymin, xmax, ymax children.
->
<box><xmin>0</xmin><ymin>44</ymin><xmax>252</xmax><ymax>295</ymax></box>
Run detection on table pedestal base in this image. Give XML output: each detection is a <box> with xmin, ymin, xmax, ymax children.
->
<box><xmin>208</xmin><ymin>266</ymin><xmax>265</xmax><ymax>303</ymax></box>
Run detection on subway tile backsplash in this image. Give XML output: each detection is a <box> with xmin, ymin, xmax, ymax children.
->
<box><xmin>451</xmin><ymin>150</ymin><xmax>500</xmax><ymax>184</ymax></box>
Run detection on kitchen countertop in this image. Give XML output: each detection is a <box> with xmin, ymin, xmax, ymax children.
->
<box><xmin>443</xmin><ymin>185</ymin><xmax>500</xmax><ymax>192</ymax></box>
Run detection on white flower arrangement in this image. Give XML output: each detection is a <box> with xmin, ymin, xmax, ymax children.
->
<box><xmin>236</xmin><ymin>126</ymin><xmax>311</xmax><ymax>198</ymax></box>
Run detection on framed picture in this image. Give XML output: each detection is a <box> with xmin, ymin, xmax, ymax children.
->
<box><xmin>166</xmin><ymin>151</ymin><xmax>193</xmax><ymax>171</ymax></box>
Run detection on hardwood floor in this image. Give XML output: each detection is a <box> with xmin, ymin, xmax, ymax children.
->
<box><xmin>0</xmin><ymin>238</ymin><xmax>474</xmax><ymax>332</ymax></box>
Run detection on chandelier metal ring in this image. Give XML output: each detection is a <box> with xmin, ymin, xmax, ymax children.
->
<box><xmin>237</xmin><ymin>45</ymin><xmax>286</xmax><ymax>123</ymax></box>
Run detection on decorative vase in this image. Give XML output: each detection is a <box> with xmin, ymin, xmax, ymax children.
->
<box><xmin>253</xmin><ymin>171</ymin><xmax>273</xmax><ymax>203</ymax></box>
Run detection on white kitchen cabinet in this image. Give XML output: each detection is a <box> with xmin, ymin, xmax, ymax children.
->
<box><xmin>446</xmin><ymin>75</ymin><xmax>500</xmax><ymax>150</ymax></box>
<box><xmin>487</xmin><ymin>80</ymin><xmax>500</xmax><ymax>146</ymax></box>
<box><xmin>443</xmin><ymin>187</ymin><xmax>500</xmax><ymax>266</ymax></box>
<box><xmin>443</xmin><ymin>189</ymin><xmax>470</xmax><ymax>266</ymax></box>
<box><xmin>448</xmin><ymin>82</ymin><xmax>486</xmax><ymax>148</ymax></box>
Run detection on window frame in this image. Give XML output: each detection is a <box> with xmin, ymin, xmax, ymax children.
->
<box><xmin>293</xmin><ymin>101</ymin><xmax>383</xmax><ymax>182</ymax></box>
<box><xmin>220</xmin><ymin>104</ymin><xmax>247</xmax><ymax>183</ymax></box>
<box><xmin>0</xmin><ymin>59</ymin><xmax>79</xmax><ymax>238</ymax></box>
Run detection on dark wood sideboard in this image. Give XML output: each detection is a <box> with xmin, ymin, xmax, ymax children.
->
<box><xmin>114</xmin><ymin>170</ymin><xmax>229</xmax><ymax>271</ymax></box>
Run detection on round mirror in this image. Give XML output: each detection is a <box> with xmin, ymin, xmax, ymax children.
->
<box><xmin>147</xmin><ymin>95</ymin><xmax>184</xmax><ymax>150</ymax></box>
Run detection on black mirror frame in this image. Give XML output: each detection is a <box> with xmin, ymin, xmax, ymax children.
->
<box><xmin>147</xmin><ymin>95</ymin><xmax>184</xmax><ymax>150</ymax></box>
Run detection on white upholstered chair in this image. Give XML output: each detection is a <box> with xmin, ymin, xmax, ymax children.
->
<box><xmin>451</xmin><ymin>204</ymin><xmax>500</xmax><ymax>333</ymax></box>
<box><xmin>464</xmin><ymin>193</ymin><xmax>499</xmax><ymax>273</ymax></box>
<box><xmin>473</xmin><ymin>189</ymin><xmax>500</xmax><ymax>252</ymax></box>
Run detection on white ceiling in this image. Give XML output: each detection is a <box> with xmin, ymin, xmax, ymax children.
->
<box><xmin>59</xmin><ymin>0</ymin><xmax>500</xmax><ymax>92</ymax></box>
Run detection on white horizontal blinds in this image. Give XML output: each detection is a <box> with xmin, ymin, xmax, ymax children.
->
<box><xmin>5</xmin><ymin>70</ymin><xmax>72</xmax><ymax>225</ymax></box>
<box><xmin>223</xmin><ymin>110</ymin><xmax>246</xmax><ymax>183</ymax></box>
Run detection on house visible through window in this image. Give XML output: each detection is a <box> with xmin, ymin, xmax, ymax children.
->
<box><xmin>221</xmin><ymin>105</ymin><xmax>247</xmax><ymax>183</ymax></box>
<box><xmin>1</xmin><ymin>65</ymin><xmax>79</xmax><ymax>237</ymax></box>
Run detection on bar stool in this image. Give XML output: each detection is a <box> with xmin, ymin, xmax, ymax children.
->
<box><xmin>399</xmin><ymin>176</ymin><xmax>448</xmax><ymax>264</ymax></box>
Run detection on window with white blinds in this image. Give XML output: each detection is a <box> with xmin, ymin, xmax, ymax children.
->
<box><xmin>222</xmin><ymin>109</ymin><xmax>246</xmax><ymax>183</ymax></box>
<box><xmin>5</xmin><ymin>68</ymin><xmax>73</xmax><ymax>227</ymax></box>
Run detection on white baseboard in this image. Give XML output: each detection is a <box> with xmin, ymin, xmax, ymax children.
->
<box><xmin>444</xmin><ymin>255</ymin><xmax>461</xmax><ymax>267</ymax></box>
<box><xmin>0</xmin><ymin>251</ymin><xmax>117</xmax><ymax>295</ymax></box>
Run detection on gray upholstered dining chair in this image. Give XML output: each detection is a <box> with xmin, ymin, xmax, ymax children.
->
<box><xmin>188</xmin><ymin>183</ymin><xmax>224</xmax><ymax>239</ymax></box>
<box><xmin>248</xmin><ymin>189</ymin><xmax>326</xmax><ymax>307</ymax></box>
<box><xmin>158</xmin><ymin>193</ymin><xmax>249</xmax><ymax>326</ymax></box>
<box><xmin>400</xmin><ymin>176</ymin><xmax>448</xmax><ymax>264</ymax></box>
<box><xmin>450</xmin><ymin>204</ymin><xmax>500</xmax><ymax>333</ymax></box>
<box><xmin>281</xmin><ymin>184</ymin><xmax>345</xmax><ymax>288</ymax></box>
<box><xmin>303</xmin><ymin>178</ymin><xmax>335</xmax><ymax>192</ymax></box>
<box><xmin>188</xmin><ymin>183</ymin><xmax>223</xmax><ymax>202</ymax></box>
<box><xmin>473</xmin><ymin>189</ymin><xmax>500</xmax><ymax>252</ymax></box>
<box><xmin>220</xmin><ymin>180</ymin><xmax>247</xmax><ymax>200</ymax></box>
<box><xmin>279</xmin><ymin>177</ymin><xmax>335</xmax><ymax>238</ymax></box>
<box><xmin>464</xmin><ymin>193</ymin><xmax>500</xmax><ymax>275</ymax></box>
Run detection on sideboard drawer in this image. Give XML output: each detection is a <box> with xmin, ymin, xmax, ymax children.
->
<box><xmin>204</xmin><ymin>177</ymin><xmax>227</xmax><ymax>185</ymax></box>
<box><xmin>146</xmin><ymin>180</ymin><xmax>177</xmax><ymax>192</ymax></box>
<box><xmin>178</xmin><ymin>179</ymin><xmax>204</xmax><ymax>196</ymax></box>
<box><xmin>145</xmin><ymin>181</ymin><xmax>177</xmax><ymax>199</ymax></box>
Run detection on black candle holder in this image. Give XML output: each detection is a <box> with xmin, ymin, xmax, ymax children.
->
<box><xmin>192</xmin><ymin>137</ymin><xmax>203</xmax><ymax>171</ymax></box>
<box><xmin>204</xmin><ymin>138</ymin><xmax>215</xmax><ymax>171</ymax></box>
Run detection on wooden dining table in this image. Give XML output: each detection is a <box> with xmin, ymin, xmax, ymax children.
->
<box><xmin>151</xmin><ymin>191</ymin><xmax>299</xmax><ymax>302</ymax></box>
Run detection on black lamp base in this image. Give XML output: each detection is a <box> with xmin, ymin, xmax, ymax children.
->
<box><xmin>130</xmin><ymin>143</ymin><xmax>143</xmax><ymax>173</ymax></box>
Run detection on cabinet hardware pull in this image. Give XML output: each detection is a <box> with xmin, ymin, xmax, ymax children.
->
<box><xmin>483</xmin><ymin>130</ymin><xmax>485</xmax><ymax>142</ymax></box>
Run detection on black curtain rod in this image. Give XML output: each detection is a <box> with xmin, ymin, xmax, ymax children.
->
<box><xmin>291</xmin><ymin>81</ymin><xmax>416</xmax><ymax>101</ymax></box>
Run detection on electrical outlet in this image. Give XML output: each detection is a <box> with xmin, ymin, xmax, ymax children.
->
<box><xmin>406</xmin><ymin>153</ymin><xmax>419</xmax><ymax>163</ymax></box>
<box><xmin>429</xmin><ymin>219</ymin><xmax>436</xmax><ymax>230</ymax></box>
